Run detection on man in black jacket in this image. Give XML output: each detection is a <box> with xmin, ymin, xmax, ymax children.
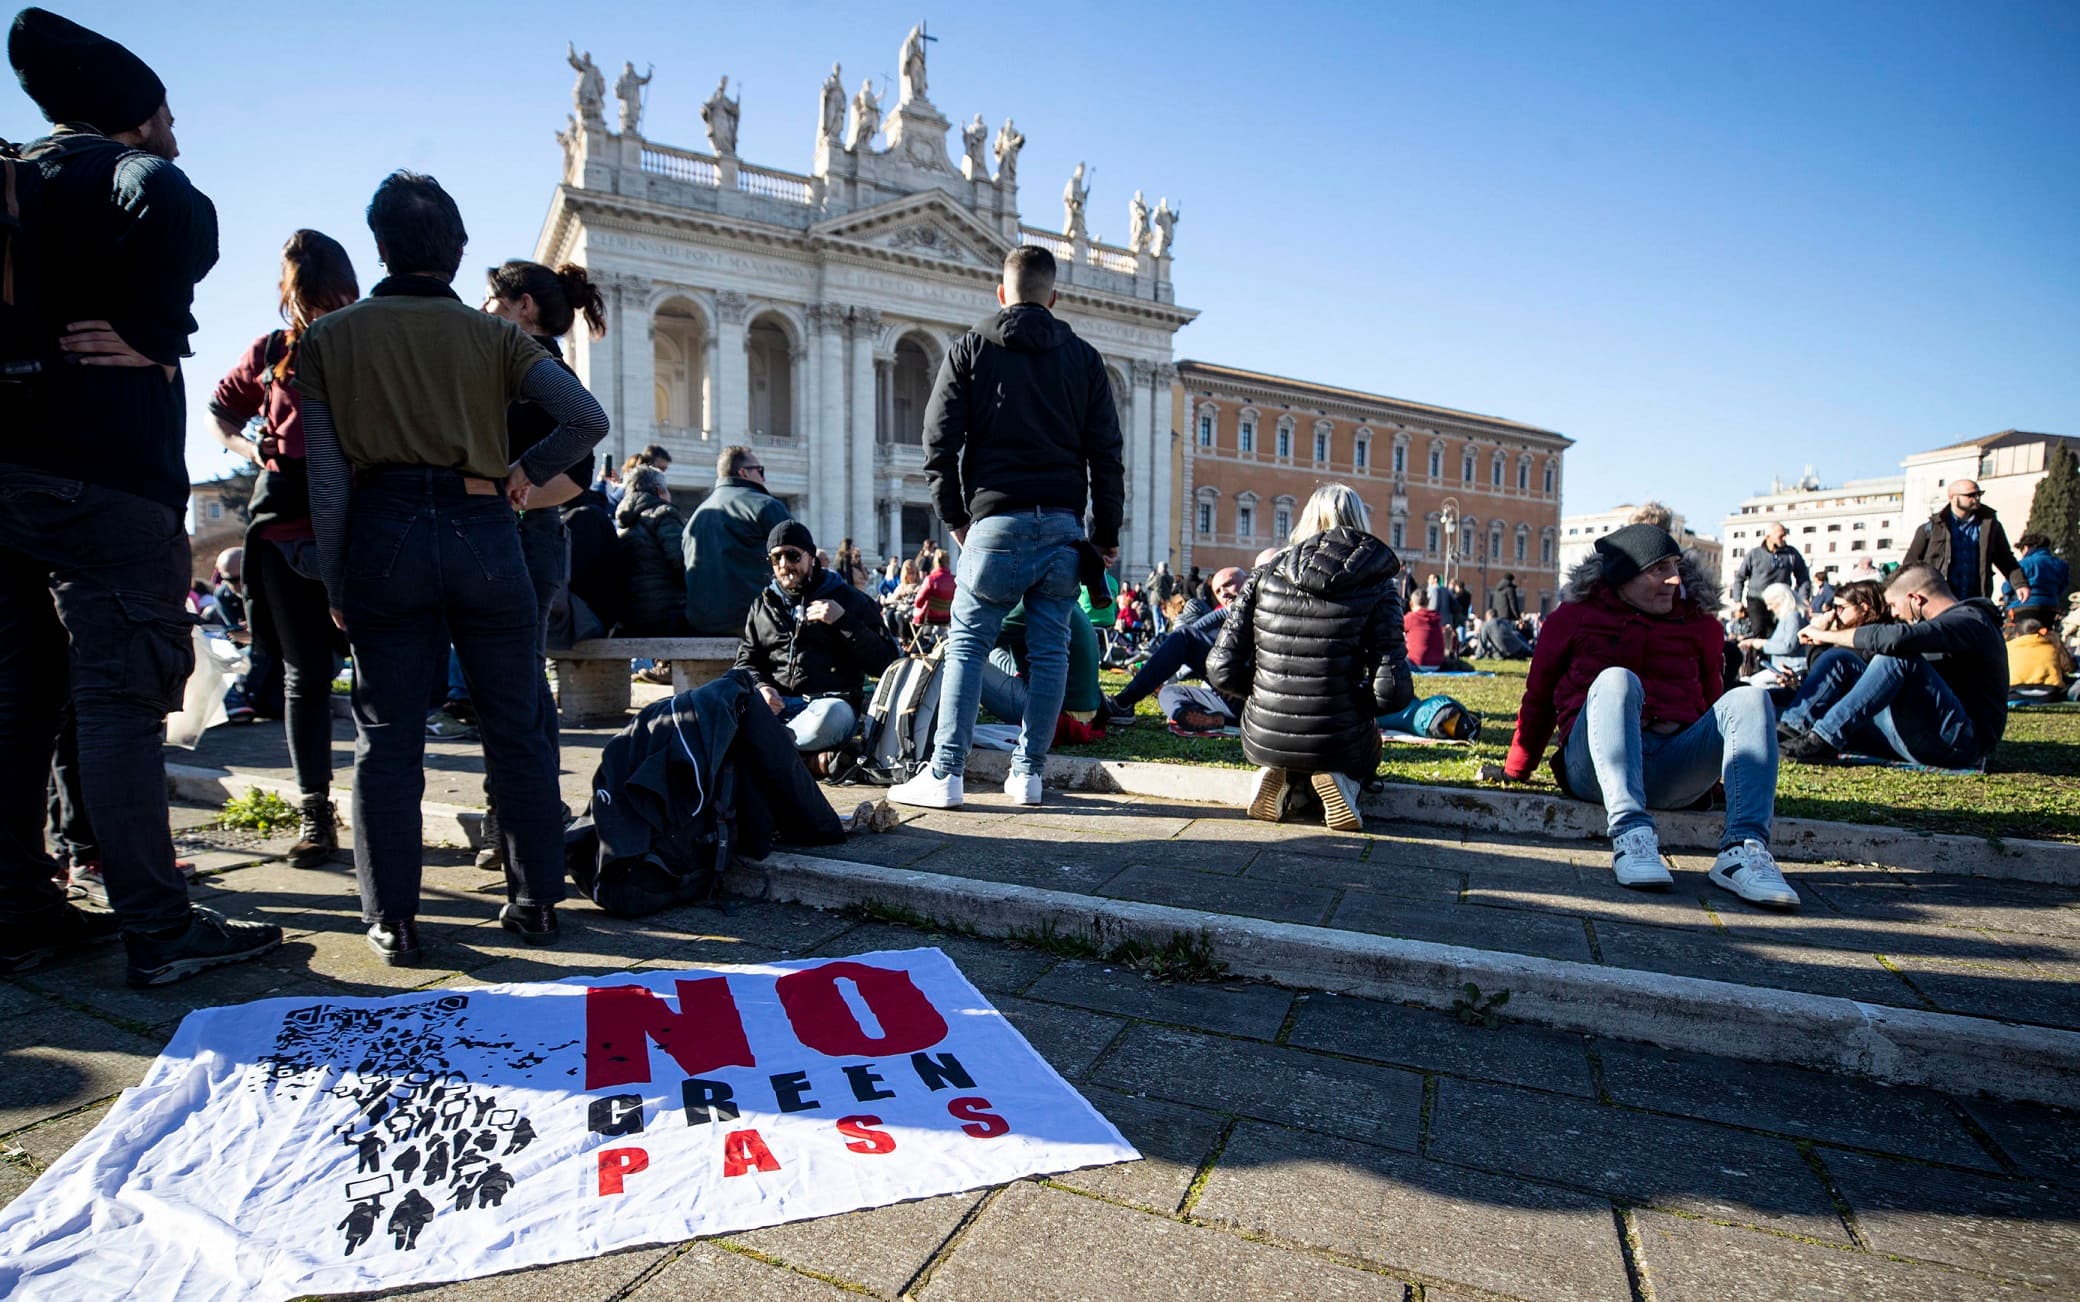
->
<box><xmin>684</xmin><ymin>445</ymin><xmax>790</xmax><ymax>635</ymax></box>
<box><xmin>1900</xmin><ymin>479</ymin><xmax>2026</xmax><ymax>605</ymax></box>
<box><xmin>0</xmin><ymin>8</ymin><xmax>283</xmax><ymax>986</ymax></box>
<box><xmin>1781</xmin><ymin>565</ymin><xmax>2006</xmax><ymax>770</ymax></box>
<box><xmin>736</xmin><ymin>521</ymin><xmax>898</xmax><ymax>754</ymax></box>
<box><xmin>894</xmin><ymin>246</ymin><xmax>1123</xmax><ymax>810</ymax></box>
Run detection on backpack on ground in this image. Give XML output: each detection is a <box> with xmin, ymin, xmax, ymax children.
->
<box><xmin>848</xmin><ymin>648</ymin><xmax>945</xmax><ymax>784</ymax></box>
<box><xmin>1410</xmin><ymin>693</ymin><xmax>1482</xmax><ymax>742</ymax></box>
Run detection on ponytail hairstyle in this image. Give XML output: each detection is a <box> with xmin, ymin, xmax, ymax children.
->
<box><xmin>485</xmin><ymin>259</ymin><xmax>608</xmax><ymax>339</ymax></box>
<box><xmin>277</xmin><ymin>229</ymin><xmax>359</xmax><ymax>374</ymax></box>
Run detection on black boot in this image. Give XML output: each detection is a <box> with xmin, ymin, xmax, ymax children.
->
<box><xmin>288</xmin><ymin>794</ymin><xmax>339</xmax><ymax>869</ymax></box>
<box><xmin>475</xmin><ymin>800</ymin><xmax>505</xmax><ymax>871</ymax></box>
<box><xmin>366</xmin><ymin>918</ymin><xmax>421</xmax><ymax>966</ymax></box>
<box><xmin>500</xmin><ymin>903</ymin><xmax>559</xmax><ymax>946</ymax></box>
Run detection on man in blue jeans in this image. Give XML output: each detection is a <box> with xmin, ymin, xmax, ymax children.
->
<box><xmin>1780</xmin><ymin>565</ymin><xmax>2006</xmax><ymax>770</ymax></box>
<box><xmin>1101</xmin><ymin>566</ymin><xmax>1245</xmax><ymax>722</ymax></box>
<box><xmin>893</xmin><ymin>245</ymin><xmax>1124</xmax><ymax>809</ymax></box>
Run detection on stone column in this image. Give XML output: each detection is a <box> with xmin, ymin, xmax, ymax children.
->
<box><xmin>1114</xmin><ymin>360</ymin><xmax>1143</xmax><ymax>571</ymax></box>
<box><xmin>813</xmin><ymin>304</ymin><xmax>847</xmax><ymax>547</ymax></box>
<box><xmin>884</xmin><ymin>493</ymin><xmax>903</xmax><ymax>561</ymax></box>
<box><xmin>1152</xmin><ymin>363</ymin><xmax>1177</xmax><ymax>571</ymax></box>
<box><xmin>715</xmin><ymin>290</ymin><xmax>750</xmax><ymax>443</ymax></box>
<box><xmin>1130</xmin><ymin>358</ymin><xmax>1159</xmax><ymax>573</ymax></box>
<box><xmin>848</xmin><ymin>307</ymin><xmax>882</xmax><ymax>562</ymax></box>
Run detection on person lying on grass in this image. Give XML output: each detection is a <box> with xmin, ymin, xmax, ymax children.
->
<box><xmin>1499</xmin><ymin>523</ymin><xmax>1797</xmax><ymax>909</ymax></box>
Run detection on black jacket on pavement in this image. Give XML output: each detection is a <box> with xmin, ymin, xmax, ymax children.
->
<box><xmin>920</xmin><ymin>304</ymin><xmax>1124</xmax><ymax>547</ymax></box>
<box><xmin>1901</xmin><ymin>505</ymin><xmax>2024</xmax><ymax>603</ymax></box>
<box><xmin>734</xmin><ymin>567</ymin><xmax>899</xmax><ymax>709</ymax></box>
<box><xmin>617</xmin><ymin>488</ymin><xmax>688</xmax><ymax>635</ymax></box>
<box><xmin>564</xmin><ymin>671</ymin><xmax>844</xmax><ymax>918</ymax></box>
<box><xmin>1207</xmin><ymin>527</ymin><xmax>1414</xmax><ymax>781</ymax></box>
<box><xmin>14</xmin><ymin>128</ymin><xmax>219</xmax><ymax>510</ymax></box>
<box><xmin>1851</xmin><ymin>597</ymin><xmax>2009</xmax><ymax>762</ymax></box>
<box><xmin>684</xmin><ymin>476</ymin><xmax>791</xmax><ymax>635</ymax></box>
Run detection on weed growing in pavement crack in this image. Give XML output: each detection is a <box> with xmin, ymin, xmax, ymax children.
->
<box><xmin>1450</xmin><ymin>982</ymin><xmax>1511</xmax><ymax>1028</ymax></box>
<box><xmin>1105</xmin><ymin>930</ymin><xmax>1227</xmax><ymax>983</ymax></box>
<box><xmin>215</xmin><ymin>789</ymin><xmax>299</xmax><ymax>836</ymax></box>
<box><xmin>854</xmin><ymin>900</ymin><xmax>978</xmax><ymax>937</ymax></box>
<box><xmin>1007</xmin><ymin>917</ymin><xmax>1102</xmax><ymax>958</ymax></box>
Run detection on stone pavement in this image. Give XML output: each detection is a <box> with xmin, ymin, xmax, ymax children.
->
<box><xmin>5</xmin><ymin>779</ymin><xmax>2079</xmax><ymax>1296</ymax></box>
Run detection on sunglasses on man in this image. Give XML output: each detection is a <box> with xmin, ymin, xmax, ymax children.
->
<box><xmin>769</xmin><ymin>547</ymin><xmax>807</xmax><ymax>566</ymax></box>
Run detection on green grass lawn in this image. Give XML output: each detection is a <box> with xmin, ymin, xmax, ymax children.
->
<box><xmin>1078</xmin><ymin>659</ymin><xmax>2080</xmax><ymax>845</ymax></box>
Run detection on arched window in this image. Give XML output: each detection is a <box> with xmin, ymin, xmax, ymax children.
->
<box><xmin>1313</xmin><ymin>421</ymin><xmax>1332</xmax><ymax>464</ymax></box>
<box><xmin>1517</xmin><ymin>454</ymin><xmax>1532</xmax><ymax>492</ymax></box>
<box><xmin>1540</xmin><ymin>528</ymin><xmax>1555</xmax><ymax>566</ymax></box>
<box><xmin>1236</xmin><ymin>491</ymin><xmax>1258</xmax><ymax>541</ymax></box>
<box><xmin>1425</xmin><ymin>512</ymin><xmax>1441</xmax><ymax>556</ymax></box>
<box><xmin>1489</xmin><ymin>520</ymin><xmax>1505</xmax><ymax>560</ymax></box>
<box><xmin>1514</xmin><ymin>523</ymin><xmax>1530</xmax><ymax>563</ymax></box>
<box><xmin>889</xmin><ymin>335</ymin><xmax>934</xmax><ymax>445</ymax></box>
<box><xmin>745</xmin><ymin>314</ymin><xmax>795</xmax><ymax>438</ymax></box>
<box><xmin>1276</xmin><ymin>418</ymin><xmax>1294</xmax><ymax>460</ymax></box>
<box><xmin>1196</xmin><ymin>488</ymin><xmax>1218</xmax><ymax>537</ymax></box>
<box><xmin>1544</xmin><ymin>461</ymin><xmax>1556</xmax><ymax>495</ymax></box>
<box><xmin>1428</xmin><ymin>440</ymin><xmax>1444</xmax><ymax>479</ymax></box>
<box><xmin>1462</xmin><ymin>448</ymin><xmax>1477</xmax><ymax>483</ymax></box>
<box><xmin>1390</xmin><ymin>517</ymin><xmax>1406</xmax><ymax>549</ymax></box>
<box><xmin>1490</xmin><ymin>450</ymin><xmax>1505</xmax><ymax>488</ymax></box>
<box><xmin>1238</xmin><ymin>408</ymin><xmax>1257</xmax><ymax>454</ymax></box>
<box><xmin>652</xmin><ymin>297</ymin><xmax>709</xmax><ymax>436</ymax></box>
<box><xmin>1197</xmin><ymin>410</ymin><xmax>1215</xmax><ymax>447</ymax></box>
<box><xmin>1460</xmin><ymin>517</ymin><xmax>1478</xmax><ymax>557</ymax></box>
<box><xmin>1273</xmin><ymin>495</ymin><xmax>1295</xmax><ymax>542</ymax></box>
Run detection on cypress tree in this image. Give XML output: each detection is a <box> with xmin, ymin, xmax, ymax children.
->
<box><xmin>2025</xmin><ymin>441</ymin><xmax>2080</xmax><ymax>563</ymax></box>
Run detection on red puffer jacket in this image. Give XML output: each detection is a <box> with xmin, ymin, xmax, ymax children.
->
<box><xmin>1503</xmin><ymin>586</ymin><xmax>1726</xmax><ymax>779</ymax></box>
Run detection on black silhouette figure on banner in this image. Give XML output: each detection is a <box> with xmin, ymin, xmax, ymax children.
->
<box><xmin>505</xmin><ymin>1117</ymin><xmax>537</xmax><ymax>1154</ymax></box>
<box><xmin>473</xmin><ymin>1095</ymin><xmax>497</xmax><ymax>1126</ymax></box>
<box><xmin>475</xmin><ymin>1129</ymin><xmax>497</xmax><ymax>1152</ymax></box>
<box><xmin>339</xmin><ymin>1197</ymin><xmax>382</xmax><ymax>1256</ymax></box>
<box><xmin>440</xmin><ymin>1097</ymin><xmax>469</xmax><ymax>1131</ymax></box>
<box><xmin>412</xmin><ymin>1105</ymin><xmax>438</xmax><ymax>1138</ymax></box>
<box><xmin>475</xmin><ymin>1163</ymin><xmax>515</xmax><ymax>1207</ymax></box>
<box><xmin>422</xmin><ymin>1142</ymin><xmax>450</xmax><ymax>1186</ymax></box>
<box><xmin>392</xmin><ymin>1145</ymin><xmax>422</xmax><ymax>1182</ymax></box>
<box><xmin>349</xmin><ymin>1129</ymin><xmax>386</xmax><ymax>1173</ymax></box>
<box><xmin>389</xmin><ymin>1189</ymin><xmax>436</xmax><ymax>1250</ymax></box>
<box><xmin>451</xmin><ymin>1173</ymin><xmax>479</xmax><ymax>1212</ymax></box>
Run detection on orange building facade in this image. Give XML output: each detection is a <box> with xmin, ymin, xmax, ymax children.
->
<box><xmin>1172</xmin><ymin>362</ymin><xmax>1574</xmax><ymax>614</ymax></box>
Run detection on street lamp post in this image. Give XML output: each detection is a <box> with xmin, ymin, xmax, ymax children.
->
<box><xmin>1439</xmin><ymin>497</ymin><xmax>1460</xmax><ymax>589</ymax></box>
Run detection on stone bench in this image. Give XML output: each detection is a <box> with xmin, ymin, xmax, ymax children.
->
<box><xmin>550</xmin><ymin>637</ymin><xmax>738</xmax><ymax>726</ymax></box>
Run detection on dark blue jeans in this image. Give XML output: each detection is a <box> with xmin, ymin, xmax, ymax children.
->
<box><xmin>1113</xmin><ymin>623</ymin><xmax>1217</xmax><ymax>709</ymax></box>
<box><xmin>342</xmin><ymin>470</ymin><xmax>565</xmax><ymax>921</ymax></box>
<box><xmin>0</xmin><ymin>467</ymin><xmax>194</xmax><ymax>937</ymax></box>
<box><xmin>1787</xmin><ymin>647</ymin><xmax>1978</xmax><ymax>768</ymax></box>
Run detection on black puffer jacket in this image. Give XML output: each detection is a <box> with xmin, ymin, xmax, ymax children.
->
<box><xmin>733</xmin><ymin>568</ymin><xmax>899</xmax><ymax>709</ymax></box>
<box><xmin>1207</xmin><ymin>527</ymin><xmax>1413</xmax><ymax>781</ymax></box>
<box><xmin>617</xmin><ymin>489</ymin><xmax>687</xmax><ymax>635</ymax></box>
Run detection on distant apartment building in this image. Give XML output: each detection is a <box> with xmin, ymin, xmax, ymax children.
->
<box><xmin>1172</xmin><ymin>362</ymin><xmax>1573</xmax><ymax>613</ymax></box>
<box><xmin>1900</xmin><ymin>430</ymin><xmax>2080</xmax><ymax>539</ymax></box>
<box><xmin>1557</xmin><ymin>504</ymin><xmax>1721</xmax><ymax>584</ymax></box>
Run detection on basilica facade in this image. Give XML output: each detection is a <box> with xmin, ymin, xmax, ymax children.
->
<box><xmin>536</xmin><ymin>31</ymin><xmax>1198</xmax><ymax>571</ymax></box>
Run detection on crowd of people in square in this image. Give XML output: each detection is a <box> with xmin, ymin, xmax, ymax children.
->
<box><xmin>3</xmin><ymin>10</ymin><xmax>2073</xmax><ymax>997</ymax></box>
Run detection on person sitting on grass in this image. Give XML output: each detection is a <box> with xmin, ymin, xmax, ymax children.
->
<box><xmin>1100</xmin><ymin>566</ymin><xmax>1245</xmax><ymax>723</ymax></box>
<box><xmin>2008</xmin><ymin>614</ymin><xmax>2075</xmax><ymax>702</ymax></box>
<box><xmin>1501</xmin><ymin>524</ymin><xmax>1796</xmax><ymax>908</ymax></box>
<box><xmin>1404</xmin><ymin>589</ymin><xmax>1447</xmax><ymax>670</ymax></box>
<box><xmin>1208</xmin><ymin>484</ymin><xmax>1412</xmax><ymax>833</ymax></box>
<box><xmin>1783</xmin><ymin>565</ymin><xmax>2007</xmax><ymax>771</ymax></box>
<box><xmin>1737</xmin><ymin>582</ymin><xmax>1807</xmax><ymax>677</ymax></box>
<box><xmin>1475</xmin><ymin>606</ymin><xmax>1531</xmax><ymax>660</ymax></box>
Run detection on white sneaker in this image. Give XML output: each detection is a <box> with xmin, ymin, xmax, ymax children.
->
<box><xmin>1003</xmin><ymin>772</ymin><xmax>1043</xmax><ymax>806</ymax></box>
<box><xmin>1708</xmin><ymin>839</ymin><xmax>1800</xmax><ymax>909</ymax></box>
<box><xmin>889</xmin><ymin>769</ymin><xmax>964</xmax><ymax>810</ymax></box>
<box><xmin>1309</xmin><ymin>772</ymin><xmax>1365</xmax><ymax>833</ymax></box>
<box><xmin>1246</xmin><ymin>767</ymin><xmax>1288</xmax><ymax>822</ymax></box>
<box><xmin>1610</xmin><ymin>828</ymin><xmax>1673</xmax><ymax>889</ymax></box>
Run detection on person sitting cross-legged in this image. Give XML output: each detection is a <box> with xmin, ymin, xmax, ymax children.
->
<box><xmin>1100</xmin><ymin>566</ymin><xmax>1245</xmax><ymax>724</ymax></box>
<box><xmin>735</xmin><ymin>521</ymin><xmax>899</xmax><ymax>761</ymax></box>
<box><xmin>1475</xmin><ymin>606</ymin><xmax>1532</xmax><ymax>660</ymax></box>
<box><xmin>1781</xmin><ymin>564</ymin><xmax>2008</xmax><ymax>770</ymax></box>
<box><xmin>1501</xmin><ymin>524</ymin><xmax>1796</xmax><ymax>908</ymax></box>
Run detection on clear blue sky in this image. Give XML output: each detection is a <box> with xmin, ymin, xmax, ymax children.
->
<box><xmin>14</xmin><ymin>0</ymin><xmax>2077</xmax><ymax>533</ymax></box>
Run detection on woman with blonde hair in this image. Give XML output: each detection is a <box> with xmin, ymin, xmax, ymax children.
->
<box><xmin>1208</xmin><ymin>484</ymin><xmax>1412</xmax><ymax>830</ymax></box>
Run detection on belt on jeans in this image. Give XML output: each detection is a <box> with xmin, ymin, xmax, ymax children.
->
<box><xmin>989</xmin><ymin>505</ymin><xmax>1080</xmax><ymax>520</ymax></box>
<box><xmin>356</xmin><ymin>465</ymin><xmax>504</xmax><ymax>496</ymax></box>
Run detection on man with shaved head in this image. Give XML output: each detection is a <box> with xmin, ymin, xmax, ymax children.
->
<box><xmin>1729</xmin><ymin>521</ymin><xmax>1810</xmax><ymax>643</ymax></box>
<box><xmin>1902</xmin><ymin>478</ymin><xmax>2026</xmax><ymax>605</ymax></box>
<box><xmin>1100</xmin><ymin>565</ymin><xmax>1247</xmax><ymax>723</ymax></box>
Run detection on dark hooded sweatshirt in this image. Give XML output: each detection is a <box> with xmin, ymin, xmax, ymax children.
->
<box><xmin>1851</xmin><ymin>597</ymin><xmax>2009</xmax><ymax>761</ymax></box>
<box><xmin>920</xmin><ymin>303</ymin><xmax>1124</xmax><ymax>548</ymax></box>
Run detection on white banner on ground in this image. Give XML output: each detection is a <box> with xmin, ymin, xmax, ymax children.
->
<box><xmin>0</xmin><ymin>949</ymin><xmax>1135</xmax><ymax>1300</ymax></box>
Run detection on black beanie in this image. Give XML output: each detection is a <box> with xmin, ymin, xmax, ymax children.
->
<box><xmin>1593</xmin><ymin>523</ymin><xmax>1681</xmax><ymax>585</ymax></box>
<box><xmin>767</xmin><ymin>519</ymin><xmax>816</xmax><ymax>557</ymax></box>
<box><xmin>8</xmin><ymin>7</ymin><xmax>165</xmax><ymax>132</ymax></box>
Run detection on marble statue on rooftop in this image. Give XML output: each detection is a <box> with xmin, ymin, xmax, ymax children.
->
<box><xmin>1063</xmin><ymin>161</ymin><xmax>1091</xmax><ymax>242</ymax></box>
<box><xmin>1152</xmin><ymin>198</ymin><xmax>1180</xmax><ymax>258</ymax></box>
<box><xmin>993</xmin><ymin>118</ymin><xmax>1024</xmax><ymax>185</ymax></box>
<box><xmin>1127</xmin><ymin>190</ymin><xmax>1150</xmax><ymax>255</ymax></box>
<box><xmin>961</xmin><ymin>114</ymin><xmax>990</xmax><ymax>180</ymax></box>
<box><xmin>703</xmin><ymin>76</ymin><xmax>741</xmax><ymax>156</ymax></box>
<box><xmin>819</xmin><ymin>63</ymin><xmax>847</xmax><ymax>144</ymax></box>
<box><xmin>615</xmin><ymin>61</ymin><xmax>652</xmax><ymax>134</ymax></box>
<box><xmin>899</xmin><ymin>24</ymin><xmax>929</xmax><ymax>103</ymax></box>
<box><xmin>847</xmin><ymin>79</ymin><xmax>881</xmax><ymax>152</ymax></box>
<box><xmin>566</xmin><ymin>44</ymin><xmax>605</xmax><ymax>127</ymax></box>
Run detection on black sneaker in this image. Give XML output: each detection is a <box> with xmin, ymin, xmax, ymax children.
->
<box><xmin>1100</xmin><ymin>695</ymin><xmax>1137</xmax><ymax>727</ymax></box>
<box><xmin>124</xmin><ymin>906</ymin><xmax>283</xmax><ymax>988</ymax></box>
<box><xmin>1776</xmin><ymin>719</ymin><xmax>1805</xmax><ymax>746</ymax></box>
<box><xmin>366</xmin><ymin>918</ymin><xmax>421</xmax><ymax>966</ymax></box>
<box><xmin>1</xmin><ymin>903</ymin><xmax>122</xmax><ymax>976</ymax></box>
<box><xmin>1780</xmin><ymin>730</ymin><xmax>1841</xmax><ymax>765</ymax></box>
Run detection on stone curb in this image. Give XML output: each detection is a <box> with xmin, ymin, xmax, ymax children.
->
<box><xmin>725</xmin><ymin>850</ymin><xmax>2080</xmax><ymax>1109</ymax></box>
<box><xmin>955</xmin><ymin>749</ymin><xmax>2080</xmax><ymax>887</ymax></box>
<box><xmin>165</xmin><ymin>763</ymin><xmax>486</xmax><ymax>848</ymax></box>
